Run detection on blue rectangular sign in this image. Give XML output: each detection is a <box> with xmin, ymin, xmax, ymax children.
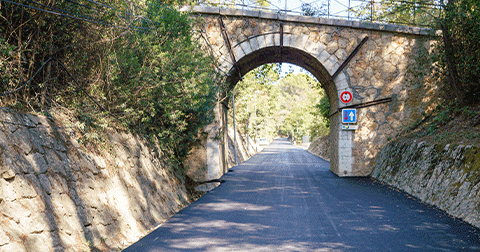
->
<box><xmin>342</xmin><ymin>109</ymin><xmax>357</xmax><ymax>123</ymax></box>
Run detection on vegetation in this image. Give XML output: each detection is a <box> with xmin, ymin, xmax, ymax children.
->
<box><xmin>384</xmin><ymin>0</ymin><xmax>480</xmax><ymax>143</ymax></box>
<box><xmin>399</xmin><ymin>103</ymin><xmax>480</xmax><ymax>146</ymax></box>
<box><xmin>301</xmin><ymin>2</ymin><xmax>327</xmax><ymax>17</ymax></box>
<box><xmin>351</xmin><ymin>0</ymin><xmax>441</xmax><ymax>26</ymax></box>
<box><xmin>230</xmin><ymin>64</ymin><xmax>330</xmax><ymax>144</ymax></box>
<box><xmin>0</xmin><ymin>1</ymin><xmax>220</xmax><ymax>164</ymax></box>
<box><xmin>199</xmin><ymin>0</ymin><xmax>270</xmax><ymax>9</ymax></box>
<box><xmin>276</xmin><ymin>72</ymin><xmax>330</xmax><ymax>140</ymax></box>
<box><xmin>230</xmin><ymin>64</ymin><xmax>281</xmax><ymax>142</ymax></box>
<box><xmin>435</xmin><ymin>0</ymin><xmax>480</xmax><ymax>106</ymax></box>
<box><xmin>1</xmin><ymin>0</ymin><xmax>477</xmax><ymax>163</ymax></box>
<box><xmin>350</xmin><ymin>0</ymin><xmax>479</xmax><ymax>107</ymax></box>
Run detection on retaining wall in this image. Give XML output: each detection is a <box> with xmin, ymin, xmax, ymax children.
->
<box><xmin>372</xmin><ymin>140</ymin><xmax>480</xmax><ymax>228</ymax></box>
<box><xmin>0</xmin><ymin>108</ymin><xmax>190</xmax><ymax>251</ymax></box>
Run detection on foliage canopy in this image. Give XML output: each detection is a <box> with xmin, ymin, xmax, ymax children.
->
<box><xmin>0</xmin><ymin>0</ymin><xmax>220</xmax><ymax>164</ymax></box>
<box><xmin>350</xmin><ymin>0</ymin><xmax>480</xmax><ymax>106</ymax></box>
<box><xmin>230</xmin><ymin>64</ymin><xmax>330</xmax><ymax>143</ymax></box>
<box><xmin>435</xmin><ymin>0</ymin><xmax>480</xmax><ymax>106</ymax></box>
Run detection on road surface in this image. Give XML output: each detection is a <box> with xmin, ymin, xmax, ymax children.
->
<box><xmin>124</xmin><ymin>138</ymin><xmax>480</xmax><ymax>252</ymax></box>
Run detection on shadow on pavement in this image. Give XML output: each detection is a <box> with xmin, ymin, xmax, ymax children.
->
<box><xmin>124</xmin><ymin>139</ymin><xmax>480</xmax><ymax>252</ymax></box>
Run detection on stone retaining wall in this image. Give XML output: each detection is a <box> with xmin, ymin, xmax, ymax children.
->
<box><xmin>0</xmin><ymin>108</ymin><xmax>190</xmax><ymax>251</ymax></box>
<box><xmin>371</xmin><ymin>140</ymin><xmax>480</xmax><ymax>228</ymax></box>
<box><xmin>184</xmin><ymin>126</ymin><xmax>255</xmax><ymax>184</ymax></box>
<box><xmin>226</xmin><ymin>127</ymin><xmax>256</xmax><ymax>169</ymax></box>
<box><xmin>307</xmin><ymin>135</ymin><xmax>331</xmax><ymax>161</ymax></box>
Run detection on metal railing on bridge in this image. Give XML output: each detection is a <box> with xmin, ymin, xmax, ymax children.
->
<box><xmin>196</xmin><ymin>0</ymin><xmax>443</xmax><ymax>27</ymax></box>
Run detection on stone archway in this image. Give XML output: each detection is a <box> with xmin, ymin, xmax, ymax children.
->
<box><xmin>187</xmin><ymin>6</ymin><xmax>437</xmax><ymax>178</ymax></box>
<box><xmin>224</xmin><ymin>40</ymin><xmax>353</xmax><ymax>176</ymax></box>
<box><xmin>227</xmin><ymin>44</ymin><xmax>352</xmax><ymax>176</ymax></box>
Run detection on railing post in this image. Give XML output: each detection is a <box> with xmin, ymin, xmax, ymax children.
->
<box><xmin>232</xmin><ymin>91</ymin><xmax>238</xmax><ymax>165</ymax></box>
<box><xmin>348</xmin><ymin>0</ymin><xmax>351</xmax><ymax>20</ymax></box>
<box><xmin>413</xmin><ymin>0</ymin><xmax>417</xmax><ymax>25</ymax></box>
<box><xmin>328</xmin><ymin>0</ymin><xmax>330</xmax><ymax>18</ymax></box>
<box><xmin>370</xmin><ymin>0</ymin><xmax>374</xmax><ymax>22</ymax></box>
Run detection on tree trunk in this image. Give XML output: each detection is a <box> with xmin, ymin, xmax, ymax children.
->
<box><xmin>441</xmin><ymin>0</ymin><xmax>463</xmax><ymax>105</ymax></box>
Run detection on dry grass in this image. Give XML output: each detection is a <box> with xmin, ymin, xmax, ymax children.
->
<box><xmin>397</xmin><ymin>103</ymin><xmax>480</xmax><ymax>146</ymax></box>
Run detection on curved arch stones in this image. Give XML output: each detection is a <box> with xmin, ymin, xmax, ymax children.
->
<box><xmin>183</xmin><ymin>6</ymin><xmax>436</xmax><ymax>178</ymax></box>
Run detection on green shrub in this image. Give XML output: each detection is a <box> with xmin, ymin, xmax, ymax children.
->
<box><xmin>0</xmin><ymin>1</ymin><xmax>219</xmax><ymax>164</ymax></box>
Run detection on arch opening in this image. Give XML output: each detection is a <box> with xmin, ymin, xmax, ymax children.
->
<box><xmin>223</xmin><ymin>46</ymin><xmax>343</xmax><ymax>174</ymax></box>
<box><xmin>226</xmin><ymin>46</ymin><xmax>337</xmax><ymax>111</ymax></box>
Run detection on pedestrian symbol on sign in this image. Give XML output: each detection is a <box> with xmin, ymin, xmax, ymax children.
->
<box><xmin>342</xmin><ymin>109</ymin><xmax>357</xmax><ymax>123</ymax></box>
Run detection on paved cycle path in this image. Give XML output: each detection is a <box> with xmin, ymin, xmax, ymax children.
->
<box><xmin>124</xmin><ymin>139</ymin><xmax>480</xmax><ymax>251</ymax></box>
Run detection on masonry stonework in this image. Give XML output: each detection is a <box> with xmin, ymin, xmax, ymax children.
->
<box><xmin>372</xmin><ymin>141</ymin><xmax>480</xmax><ymax>229</ymax></box>
<box><xmin>186</xmin><ymin>6</ymin><xmax>438</xmax><ymax>177</ymax></box>
<box><xmin>0</xmin><ymin>108</ymin><xmax>190</xmax><ymax>251</ymax></box>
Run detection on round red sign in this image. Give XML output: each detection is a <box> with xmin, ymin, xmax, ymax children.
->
<box><xmin>340</xmin><ymin>91</ymin><xmax>353</xmax><ymax>104</ymax></box>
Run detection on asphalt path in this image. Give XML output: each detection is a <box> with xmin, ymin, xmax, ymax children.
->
<box><xmin>124</xmin><ymin>138</ymin><xmax>480</xmax><ymax>252</ymax></box>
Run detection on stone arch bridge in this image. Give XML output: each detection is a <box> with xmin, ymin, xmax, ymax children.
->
<box><xmin>182</xmin><ymin>6</ymin><xmax>437</xmax><ymax>178</ymax></box>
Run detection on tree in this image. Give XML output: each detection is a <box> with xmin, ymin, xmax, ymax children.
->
<box><xmin>231</xmin><ymin>65</ymin><xmax>330</xmax><ymax>144</ymax></box>
<box><xmin>0</xmin><ymin>0</ymin><xmax>220</xmax><ymax>164</ymax></box>
<box><xmin>276</xmin><ymin>73</ymin><xmax>329</xmax><ymax>140</ymax></box>
<box><xmin>108</xmin><ymin>2</ymin><xmax>219</xmax><ymax>160</ymax></box>
<box><xmin>436</xmin><ymin>0</ymin><xmax>480</xmax><ymax>105</ymax></box>
<box><xmin>301</xmin><ymin>2</ymin><xmax>327</xmax><ymax>17</ymax></box>
<box><xmin>231</xmin><ymin>64</ymin><xmax>281</xmax><ymax>141</ymax></box>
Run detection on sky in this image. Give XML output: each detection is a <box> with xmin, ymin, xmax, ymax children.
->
<box><xmin>267</xmin><ymin>0</ymin><xmax>363</xmax><ymax>19</ymax></box>
<box><xmin>279</xmin><ymin>63</ymin><xmax>305</xmax><ymax>77</ymax></box>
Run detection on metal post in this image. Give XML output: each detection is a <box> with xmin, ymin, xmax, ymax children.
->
<box><xmin>328</xmin><ymin>0</ymin><xmax>330</xmax><ymax>18</ymax></box>
<box><xmin>348</xmin><ymin>0</ymin><xmax>351</xmax><ymax>20</ymax></box>
<box><xmin>413</xmin><ymin>0</ymin><xmax>417</xmax><ymax>25</ymax></box>
<box><xmin>254</xmin><ymin>93</ymin><xmax>258</xmax><ymax>152</ymax></box>
<box><xmin>232</xmin><ymin>91</ymin><xmax>239</xmax><ymax>165</ymax></box>
<box><xmin>331</xmin><ymin>36</ymin><xmax>369</xmax><ymax>81</ymax></box>
<box><xmin>263</xmin><ymin>117</ymin><xmax>268</xmax><ymax>143</ymax></box>
<box><xmin>371</xmin><ymin>0</ymin><xmax>374</xmax><ymax>22</ymax></box>
<box><xmin>247</xmin><ymin>103</ymin><xmax>250</xmax><ymax>149</ymax></box>
<box><xmin>254</xmin><ymin>90</ymin><xmax>262</xmax><ymax>152</ymax></box>
<box><xmin>296</xmin><ymin>119</ymin><xmax>298</xmax><ymax>144</ymax></box>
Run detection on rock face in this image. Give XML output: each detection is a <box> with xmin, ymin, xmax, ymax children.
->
<box><xmin>307</xmin><ymin>135</ymin><xmax>331</xmax><ymax>161</ymax></box>
<box><xmin>184</xmin><ymin>127</ymin><xmax>255</xmax><ymax>183</ymax></box>
<box><xmin>183</xmin><ymin>131</ymin><xmax>210</xmax><ymax>182</ymax></box>
<box><xmin>226</xmin><ymin>127</ymin><xmax>256</xmax><ymax>169</ymax></box>
<box><xmin>0</xmin><ymin>108</ymin><xmax>191</xmax><ymax>251</ymax></box>
<box><xmin>372</xmin><ymin>140</ymin><xmax>480</xmax><ymax>228</ymax></box>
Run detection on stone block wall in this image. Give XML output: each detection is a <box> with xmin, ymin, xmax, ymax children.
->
<box><xmin>372</xmin><ymin>140</ymin><xmax>480</xmax><ymax>228</ymax></box>
<box><xmin>226</xmin><ymin>127</ymin><xmax>256</xmax><ymax>169</ymax></box>
<box><xmin>184</xmin><ymin>126</ymin><xmax>255</xmax><ymax>183</ymax></box>
<box><xmin>0</xmin><ymin>108</ymin><xmax>191</xmax><ymax>251</ymax></box>
<box><xmin>307</xmin><ymin>135</ymin><xmax>331</xmax><ymax>161</ymax></box>
<box><xmin>349</xmin><ymin>34</ymin><xmax>438</xmax><ymax>175</ymax></box>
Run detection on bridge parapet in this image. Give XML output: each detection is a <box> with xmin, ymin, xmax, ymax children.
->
<box><xmin>182</xmin><ymin>6</ymin><xmax>434</xmax><ymax>36</ymax></box>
